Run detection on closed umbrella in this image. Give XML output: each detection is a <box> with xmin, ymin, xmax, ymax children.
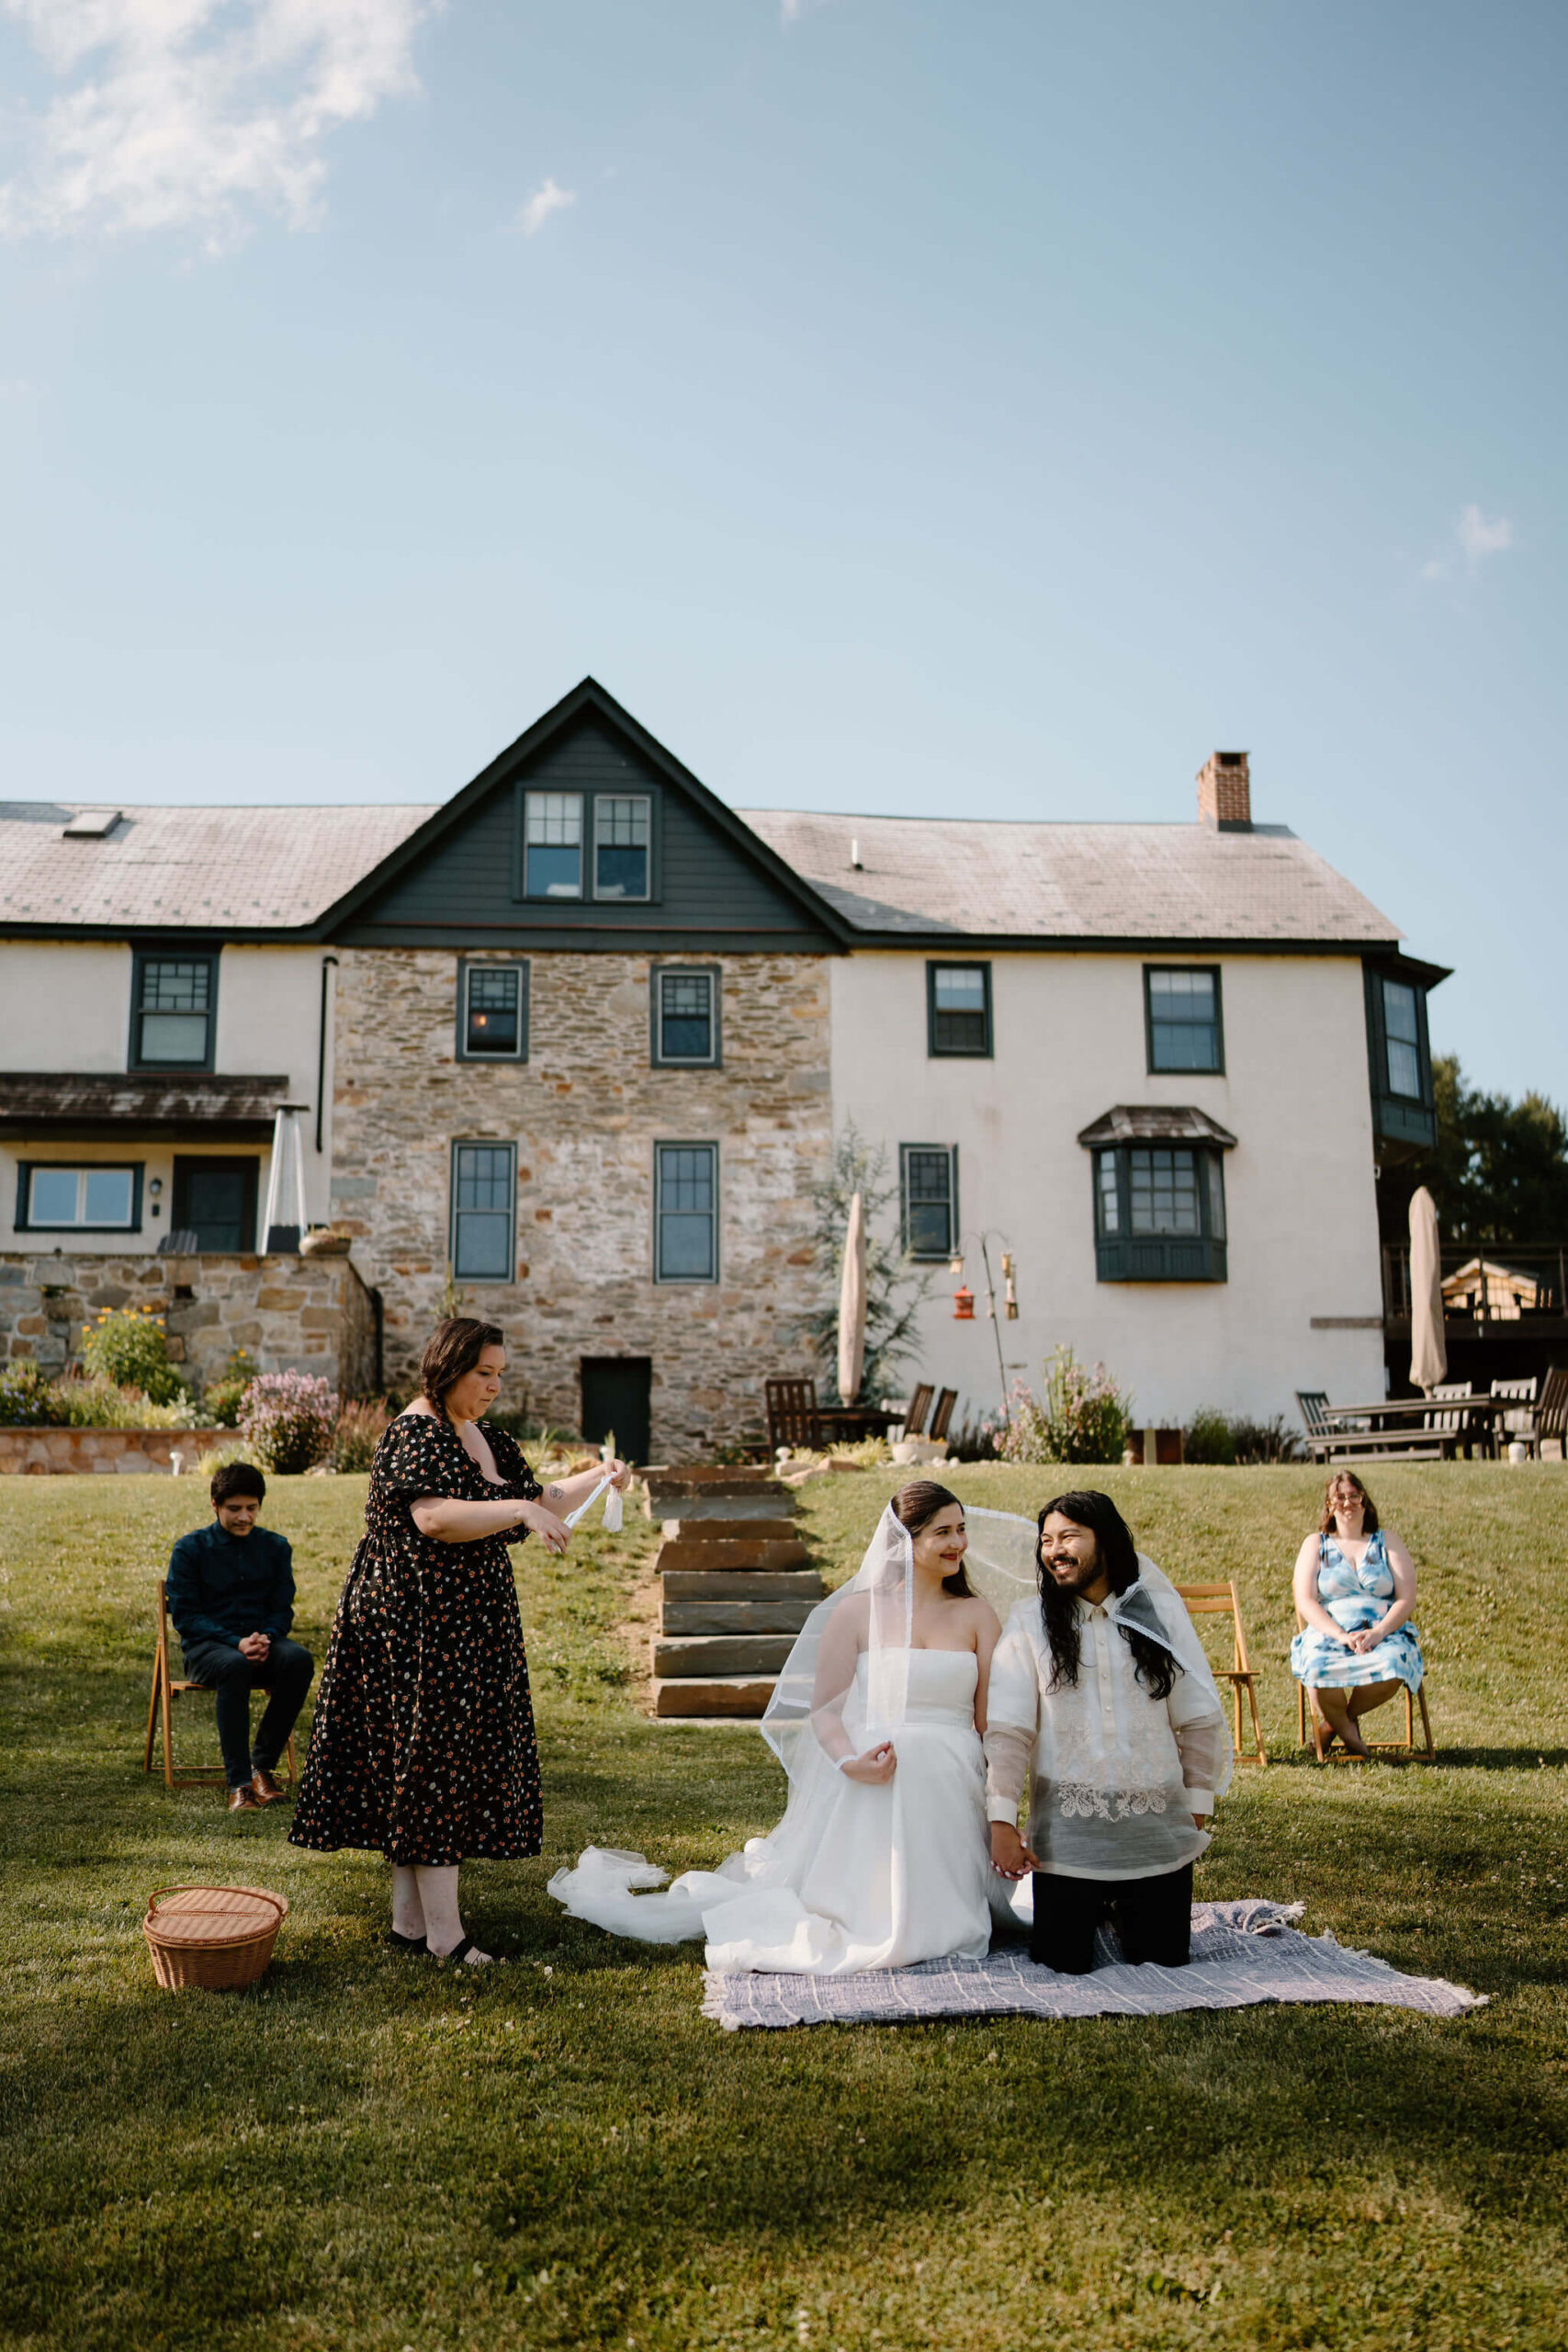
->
<box><xmin>837</xmin><ymin>1190</ymin><xmax>867</xmax><ymax>1407</ymax></box>
<box><xmin>1408</xmin><ymin>1184</ymin><xmax>1448</xmax><ymax>1394</ymax></box>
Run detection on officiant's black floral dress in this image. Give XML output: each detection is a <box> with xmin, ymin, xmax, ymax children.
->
<box><xmin>290</xmin><ymin>1413</ymin><xmax>544</xmax><ymax>1867</ymax></box>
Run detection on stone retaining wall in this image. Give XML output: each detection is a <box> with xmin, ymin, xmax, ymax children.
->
<box><xmin>0</xmin><ymin>1426</ymin><xmax>226</xmax><ymax>1475</ymax></box>
<box><xmin>0</xmin><ymin>1250</ymin><xmax>379</xmax><ymax>1396</ymax></box>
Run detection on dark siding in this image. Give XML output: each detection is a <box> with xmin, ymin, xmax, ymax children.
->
<box><xmin>335</xmin><ymin>718</ymin><xmax>835</xmax><ymax>950</ymax></box>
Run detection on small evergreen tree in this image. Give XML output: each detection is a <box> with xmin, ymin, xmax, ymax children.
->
<box><xmin>801</xmin><ymin>1125</ymin><xmax>933</xmax><ymax>1406</ymax></box>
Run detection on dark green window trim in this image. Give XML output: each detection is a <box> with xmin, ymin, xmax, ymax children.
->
<box><xmin>1144</xmin><ymin>964</ymin><xmax>1224</xmax><ymax>1075</ymax></box>
<box><xmin>926</xmin><ymin>962</ymin><xmax>992</xmax><ymax>1057</ymax></box>
<box><xmin>654</xmin><ymin>1141</ymin><xmax>719</xmax><ymax>1283</ymax></box>
<box><xmin>455</xmin><ymin>958</ymin><xmax>529</xmax><ymax>1062</ymax></box>
<box><xmin>128</xmin><ymin>946</ymin><xmax>219</xmax><ymax>1073</ymax></box>
<box><xmin>900</xmin><ymin>1143</ymin><xmax>959</xmax><ymax>1259</ymax></box>
<box><xmin>449</xmin><ymin>1139</ymin><xmax>517</xmax><ymax>1283</ymax></box>
<box><xmin>1363</xmin><ymin>961</ymin><xmax>1437</xmax><ymax>1151</ymax></box>
<box><xmin>1091</xmin><ymin>1145</ymin><xmax>1227</xmax><ymax>1282</ymax></box>
<box><xmin>512</xmin><ymin>784</ymin><xmax>662</xmax><ymax>907</ymax></box>
<box><xmin>16</xmin><ymin>1160</ymin><xmax>143</xmax><ymax>1234</ymax></box>
<box><xmin>650</xmin><ymin>965</ymin><xmax>722</xmax><ymax>1069</ymax></box>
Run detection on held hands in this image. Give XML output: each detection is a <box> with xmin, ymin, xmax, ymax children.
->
<box><xmin>516</xmin><ymin>1499</ymin><xmax>570</xmax><ymax>1556</ymax></box>
<box><xmin>238</xmin><ymin>1632</ymin><xmax>270</xmax><ymax>1662</ymax></box>
<box><xmin>989</xmin><ymin>1822</ymin><xmax>1041</xmax><ymax>1880</ymax></box>
<box><xmin>1346</xmin><ymin>1623</ymin><xmax>1386</xmax><ymax>1654</ymax></box>
<box><xmin>840</xmin><ymin>1741</ymin><xmax>897</xmax><ymax>1786</ymax></box>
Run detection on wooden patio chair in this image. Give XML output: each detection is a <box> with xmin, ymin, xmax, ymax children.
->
<box><xmin>143</xmin><ymin>1580</ymin><xmax>297</xmax><ymax>1794</ymax></box>
<box><xmin>928</xmin><ymin>1386</ymin><xmax>958</xmax><ymax>1446</ymax></box>
<box><xmin>1175</xmin><ymin>1582</ymin><xmax>1268</xmax><ymax>1765</ymax></box>
<box><xmin>1295</xmin><ymin>1390</ymin><xmax>1335</xmax><ymax>1464</ymax></box>
<box><xmin>1293</xmin><ymin>1609</ymin><xmax>1435</xmax><ymax>1762</ymax></box>
<box><xmin>1519</xmin><ymin>1364</ymin><xmax>1568</xmax><ymax>1460</ymax></box>
<box><xmin>900</xmin><ymin>1382</ymin><xmax>934</xmax><ymax>1441</ymax></box>
<box><xmin>765</xmin><ymin>1377</ymin><xmax>822</xmax><ymax>1455</ymax></box>
<box><xmin>1490</xmin><ymin>1374</ymin><xmax>1537</xmax><ymax>1454</ymax></box>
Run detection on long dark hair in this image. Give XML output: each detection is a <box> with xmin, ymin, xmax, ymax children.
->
<box><xmin>419</xmin><ymin>1317</ymin><xmax>505</xmax><ymax>1420</ymax></box>
<box><xmin>1319</xmin><ymin>1470</ymin><xmax>1380</xmax><ymax>1535</ymax></box>
<box><xmin>894</xmin><ymin>1480</ymin><xmax>974</xmax><ymax>1598</ymax></box>
<box><xmin>1036</xmin><ymin>1489</ymin><xmax>1179</xmax><ymax>1702</ymax></box>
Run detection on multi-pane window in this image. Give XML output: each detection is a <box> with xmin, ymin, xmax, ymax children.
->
<box><xmin>1092</xmin><ymin>1146</ymin><xmax>1227</xmax><ymax>1282</ymax></box>
<box><xmin>900</xmin><ymin>1145</ymin><xmax>958</xmax><ymax>1260</ymax></box>
<box><xmin>1145</xmin><ymin>967</ymin><xmax>1223</xmax><ymax>1073</ymax></box>
<box><xmin>21</xmin><ymin>1165</ymin><xmax>139</xmax><ymax>1230</ymax></box>
<box><xmin>131</xmin><ymin>953</ymin><xmax>215</xmax><ymax>1068</ymax></box>
<box><xmin>523</xmin><ymin>792</ymin><xmax>583</xmax><ymax>899</ymax></box>
<box><xmin>655</xmin><ymin>1143</ymin><xmax>718</xmax><ymax>1283</ymax></box>
<box><xmin>653</xmin><ymin>968</ymin><xmax>718</xmax><ymax>1067</ymax></box>
<box><xmin>450</xmin><ymin>1142</ymin><xmax>516</xmax><ymax>1281</ymax></box>
<box><xmin>927</xmin><ymin>963</ymin><xmax>992</xmax><ymax>1057</ymax></box>
<box><xmin>594</xmin><ymin>795</ymin><xmax>651</xmax><ymax>900</ymax></box>
<box><xmin>1382</xmin><ymin>979</ymin><xmax>1422</xmax><ymax>1100</ymax></box>
<box><xmin>459</xmin><ymin>964</ymin><xmax>526</xmax><ymax>1060</ymax></box>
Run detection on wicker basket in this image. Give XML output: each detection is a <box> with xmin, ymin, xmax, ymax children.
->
<box><xmin>142</xmin><ymin>1883</ymin><xmax>288</xmax><ymax>1992</ymax></box>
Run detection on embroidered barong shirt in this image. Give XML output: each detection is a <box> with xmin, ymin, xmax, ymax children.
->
<box><xmin>984</xmin><ymin>1583</ymin><xmax>1234</xmax><ymax>1882</ymax></box>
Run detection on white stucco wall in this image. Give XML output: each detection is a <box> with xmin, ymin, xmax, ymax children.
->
<box><xmin>831</xmin><ymin>949</ymin><xmax>1387</xmax><ymax>1433</ymax></box>
<box><xmin>0</xmin><ymin>942</ymin><xmax>333</xmax><ymax>1251</ymax></box>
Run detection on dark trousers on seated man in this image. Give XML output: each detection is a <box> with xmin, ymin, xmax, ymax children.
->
<box><xmin>1031</xmin><ymin>1861</ymin><xmax>1193</xmax><ymax>1975</ymax></box>
<box><xmin>179</xmin><ymin>1635</ymin><xmax>315</xmax><ymax>1792</ymax></box>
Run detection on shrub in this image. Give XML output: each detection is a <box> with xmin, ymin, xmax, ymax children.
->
<box><xmin>80</xmin><ymin>1306</ymin><xmax>183</xmax><ymax>1406</ymax></box>
<box><xmin>332</xmin><ymin>1396</ymin><xmax>391</xmax><ymax>1472</ymax></box>
<box><xmin>0</xmin><ymin>1361</ymin><xmax>67</xmax><ymax>1426</ymax></box>
<box><xmin>239</xmin><ymin>1372</ymin><xmax>339</xmax><ymax>1475</ymax></box>
<box><xmin>998</xmin><ymin>1348</ymin><xmax>1135</xmax><ymax>1466</ymax></box>
<box><xmin>1183</xmin><ymin>1407</ymin><xmax>1237</xmax><ymax>1466</ymax></box>
<box><xmin>202</xmin><ymin>1349</ymin><xmax>259</xmax><ymax>1430</ymax></box>
<box><xmin>195</xmin><ymin>1440</ymin><xmax>265</xmax><ymax>1482</ymax></box>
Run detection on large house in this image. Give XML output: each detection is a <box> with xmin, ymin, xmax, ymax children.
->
<box><xmin>0</xmin><ymin>679</ymin><xmax>1446</xmax><ymax>1456</ymax></box>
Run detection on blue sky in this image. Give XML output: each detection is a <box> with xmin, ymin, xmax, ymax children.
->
<box><xmin>1</xmin><ymin>1</ymin><xmax>1562</xmax><ymax>1099</ymax></box>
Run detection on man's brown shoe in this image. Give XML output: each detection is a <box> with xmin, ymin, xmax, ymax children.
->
<box><xmin>251</xmin><ymin>1768</ymin><xmax>288</xmax><ymax>1806</ymax></box>
<box><xmin>228</xmin><ymin>1785</ymin><xmax>261</xmax><ymax>1812</ymax></box>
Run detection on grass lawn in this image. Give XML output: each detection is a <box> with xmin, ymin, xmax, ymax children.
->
<box><xmin>4</xmin><ymin>1461</ymin><xmax>1568</xmax><ymax>2352</ymax></box>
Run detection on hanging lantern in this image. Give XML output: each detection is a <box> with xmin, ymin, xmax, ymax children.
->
<box><xmin>953</xmin><ymin>1284</ymin><xmax>976</xmax><ymax>1321</ymax></box>
<box><xmin>1005</xmin><ymin>1275</ymin><xmax>1019</xmax><ymax>1321</ymax></box>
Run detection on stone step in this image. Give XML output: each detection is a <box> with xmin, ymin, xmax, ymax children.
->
<box><xmin>645</xmin><ymin>1490</ymin><xmax>796</xmax><ymax>1522</ymax></box>
<box><xmin>660</xmin><ymin>1568</ymin><xmax>825</xmax><ymax>1602</ymax></box>
<box><xmin>643</xmin><ymin>1464</ymin><xmax>775</xmax><ymax>1484</ymax></box>
<box><xmin>651</xmin><ymin>1632</ymin><xmax>797</xmax><ymax>1677</ymax></box>
<box><xmin>652</xmin><ymin>1674</ymin><xmax>776</xmax><ymax>1719</ymax></box>
<box><xmin>661</xmin><ymin>1599</ymin><xmax>817</xmax><ymax>1636</ymax></box>
<box><xmin>660</xmin><ymin>1516</ymin><xmax>805</xmax><ymax>1544</ymax></box>
<box><xmin>654</xmin><ymin>1537</ymin><xmax>811</xmax><ymax>1576</ymax></box>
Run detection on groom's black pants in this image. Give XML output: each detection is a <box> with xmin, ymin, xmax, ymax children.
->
<box><xmin>1030</xmin><ymin>1862</ymin><xmax>1193</xmax><ymax>1973</ymax></box>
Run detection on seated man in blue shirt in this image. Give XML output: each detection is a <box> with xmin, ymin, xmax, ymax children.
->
<box><xmin>165</xmin><ymin>1463</ymin><xmax>314</xmax><ymax>1814</ymax></box>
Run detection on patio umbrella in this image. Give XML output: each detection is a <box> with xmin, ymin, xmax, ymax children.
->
<box><xmin>837</xmin><ymin>1189</ymin><xmax>867</xmax><ymax>1407</ymax></box>
<box><xmin>1408</xmin><ymin>1183</ymin><xmax>1448</xmax><ymax>1394</ymax></box>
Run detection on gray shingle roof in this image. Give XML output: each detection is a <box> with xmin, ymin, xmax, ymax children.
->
<box><xmin>736</xmin><ymin>810</ymin><xmax>1403</xmax><ymax>944</ymax></box>
<box><xmin>0</xmin><ymin>802</ymin><xmax>436</xmax><ymax>932</ymax></box>
<box><xmin>0</xmin><ymin>1073</ymin><xmax>290</xmax><ymax>1137</ymax></box>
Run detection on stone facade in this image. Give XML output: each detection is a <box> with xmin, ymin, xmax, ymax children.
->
<box><xmin>0</xmin><ymin>1250</ymin><xmax>378</xmax><ymax>1396</ymax></box>
<box><xmin>0</xmin><ymin>1426</ymin><xmax>225</xmax><ymax>1475</ymax></box>
<box><xmin>329</xmin><ymin>948</ymin><xmax>832</xmax><ymax>1455</ymax></box>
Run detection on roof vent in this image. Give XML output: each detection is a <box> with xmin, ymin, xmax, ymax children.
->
<box><xmin>849</xmin><ymin>837</ymin><xmax>863</xmax><ymax>871</ymax></box>
<box><xmin>62</xmin><ymin>808</ymin><xmax>122</xmax><ymax>839</ymax></box>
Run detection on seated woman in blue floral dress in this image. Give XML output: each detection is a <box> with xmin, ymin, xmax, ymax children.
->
<box><xmin>1290</xmin><ymin>1470</ymin><xmax>1423</xmax><ymax>1758</ymax></box>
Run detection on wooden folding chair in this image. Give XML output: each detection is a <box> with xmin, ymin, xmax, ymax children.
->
<box><xmin>901</xmin><ymin>1382</ymin><xmax>934</xmax><ymax>1441</ymax></box>
<box><xmin>928</xmin><ymin>1386</ymin><xmax>958</xmax><ymax>1446</ymax></box>
<box><xmin>1176</xmin><ymin>1582</ymin><xmax>1268</xmax><ymax>1765</ymax></box>
<box><xmin>143</xmin><ymin>1579</ymin><xmax>297</xmax><ymax>1793</ymax></box>
<box><xmin>765</xmin><ymin>1377</ymin><xmax>822</xmax><ymax>1454</ymax></box>
<box><xmin>1293</xmin><ymin>1610</ymin><xmax>1435</xmax><ymax>1762</ymax></box>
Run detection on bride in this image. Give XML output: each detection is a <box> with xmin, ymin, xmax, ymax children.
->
<box><xmin>548</xmin><ymin>1481</ymin><xmax>1004</xmax><ymax>1973</ymax></box>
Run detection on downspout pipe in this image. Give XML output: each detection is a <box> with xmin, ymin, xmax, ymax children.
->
<box><xmin>316</xmin><ymin>956</ymin><xmax>339</xmax><ymax>1157</ymax></box>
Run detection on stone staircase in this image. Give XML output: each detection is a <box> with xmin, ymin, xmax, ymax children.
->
<box><xmin>644</xmin><ymin>1467</ymin><xmax>823</xmax><ymax>1719</ymax></box>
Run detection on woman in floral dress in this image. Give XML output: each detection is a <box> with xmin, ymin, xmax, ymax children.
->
<box><xmin>1290</xmin><ymin>1470</ymin><xmax>1423</xmax><ymax>1759</ymax></box>
<box><xmin>290</xmin><ymin>1317</ymin><xmax>628</xmax><ymax>1965</ymax></box>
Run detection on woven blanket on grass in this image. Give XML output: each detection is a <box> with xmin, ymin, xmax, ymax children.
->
<box><xmin>701</xmin><ymin>1901</ymin><xmax>1486</xmax><ymax>2032</ymax></box>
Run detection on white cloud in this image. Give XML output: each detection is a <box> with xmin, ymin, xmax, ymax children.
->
<box><xmin>0</xmin><ymin>0</ymin><xmax>425</xmax><ymax>251</ymax></box>
<box><xmin>1456</xmin><ymin>503</ymin><xmax>1514</xmax><ymax>561</ymax></box>
<box><xmin>513</xmin><ymin>175</ymin><xmax>574</xmax><ymax>237</ymax></box>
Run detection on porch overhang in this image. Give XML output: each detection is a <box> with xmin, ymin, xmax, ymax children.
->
<box><xmin>0</xmin><ymin>1073</ymin><xmax>290</xmax><ymax>1143</ymax></box>
<box><xmin>1076</xmin><ymin>1105</ymin><xmax>1239</xmax><ymax>1150</ymax></box>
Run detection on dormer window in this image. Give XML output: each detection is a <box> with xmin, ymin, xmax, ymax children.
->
<box><xmin>594</xmin><ymin>795</ymin><xmax>650</xmax><ymax>900</ymax></box>
<box><xmin>523</xmin><ymin>792</ymin><xmax>583</xmax><ymax>899</ymax></box>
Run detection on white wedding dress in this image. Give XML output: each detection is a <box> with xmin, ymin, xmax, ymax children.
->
<box><xmin>549</xmin><ymin>1647</ymin><xmax>996</xmax><ymax>1973</ymax></box>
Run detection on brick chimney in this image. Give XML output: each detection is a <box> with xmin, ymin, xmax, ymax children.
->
<box><xmin>1196</xmin><ymin>750</ymin><xmax>1251</xmax><ymax>830</ymax></box>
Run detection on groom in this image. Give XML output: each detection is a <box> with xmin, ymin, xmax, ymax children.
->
<box><xmin>984</xmin><ymin>1490</ymin><xmax>1232</xmax><ymax>1973</ymax></box>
